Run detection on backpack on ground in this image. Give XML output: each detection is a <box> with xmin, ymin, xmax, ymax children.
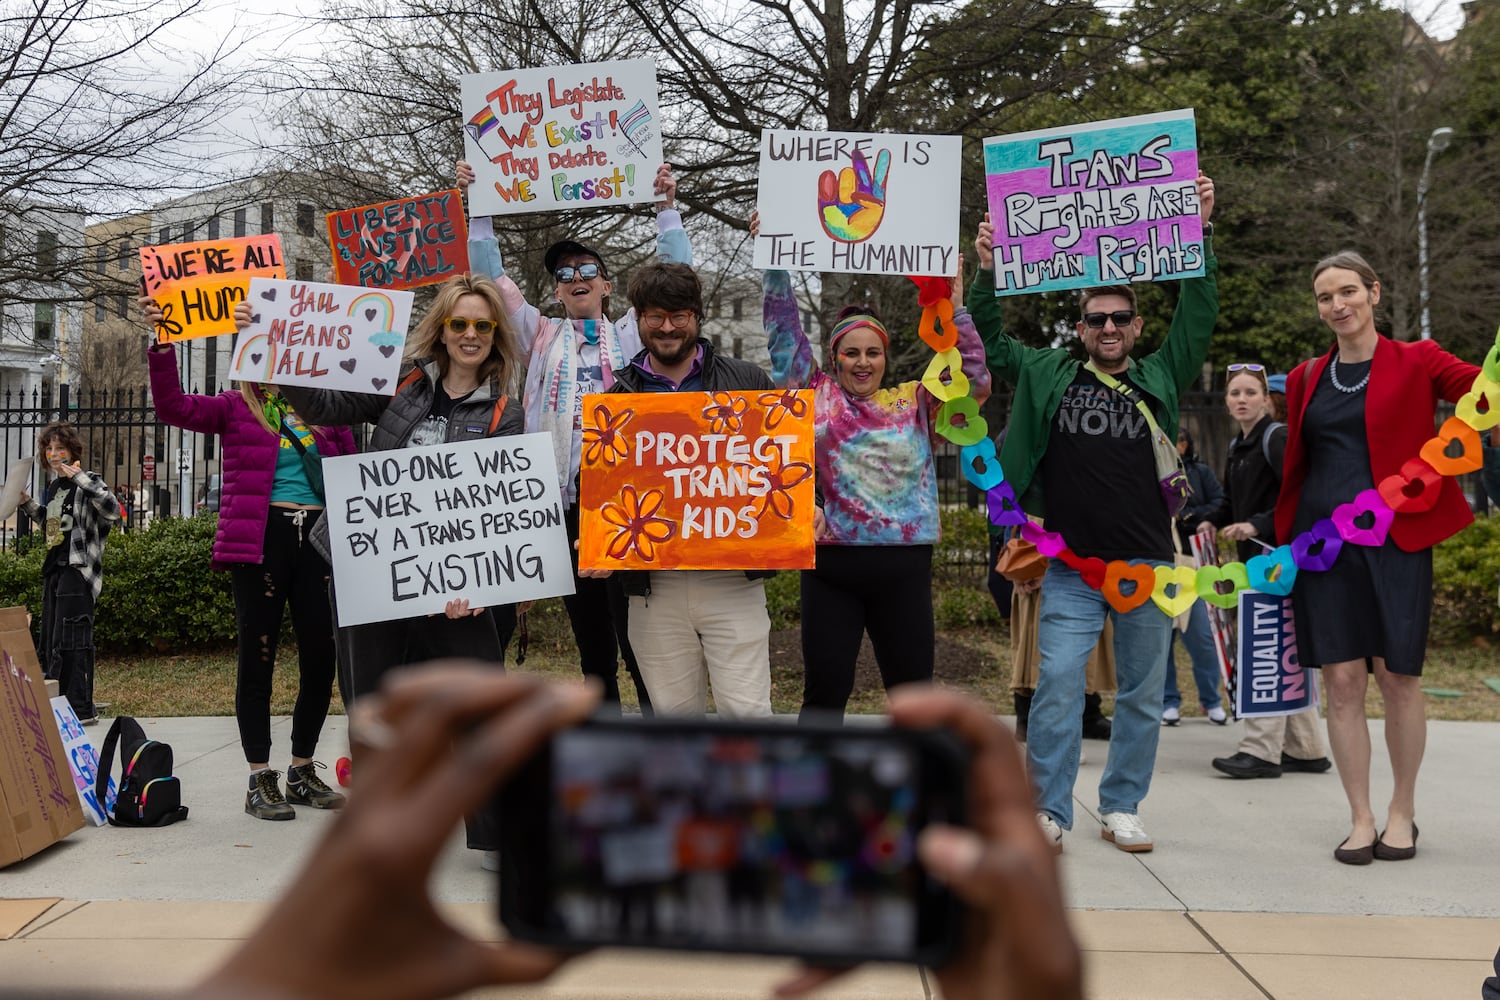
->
<box><xmin>94</xmin><ymin>717</ymin><xmax>189</xmax><ymax>827</ymax></box>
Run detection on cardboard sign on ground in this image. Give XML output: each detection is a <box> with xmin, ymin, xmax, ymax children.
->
<box><xmin>0</xmin><ymin>607</ymin><xmax>84</xmax><ymax>867</ymax></box>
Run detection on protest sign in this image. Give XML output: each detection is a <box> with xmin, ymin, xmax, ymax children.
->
<box><xmin>1233</xmin><ymin>590</ymin><xmax>1318</xmax><ymax>719</ymax></box>
<box><xmin>50</xmin><ymin>698</ymin><xmax>113</xmax><ymax>827</ymax></box>
<box><xmin>228</xmin><ymin>278</ymin><xmax>413</xmax><ymax>394</ymax></box>
<box><xmin>323</xmin><ymin>434</ymin><xmax>574</xmax><ymax>627</ymax></box>
<box><xmin>327</xmin><ymin>190</ymin><xmax>469</xmax><ymax>290</ymax></box>
<box><xmin>982</xmin><ymin>109</ymin><xmax>1204</xmax><ymax>296</ymax></box>
<box><xmin>139</xmin><ymin>235</ymin><xmax>286</xmax><ymax>341</ymax></box>
<box><xmin>1189</xmin><ymin>527</ymin><xmax>1235</xmax><ymax>701</ymax></box>
<box><xmin>461</xmin><ymin>59</ymin><xmax>664</xmax><ymax>216</ymax></box>
<box><xmin>752</xmin><ymin>130</ymin><xmax>962</xmax><ymax>278</ymax></box>
<box><xmin>577</xmin><ymin>390</ymin><xmax>816</xmax><ymax>572</ymax></box>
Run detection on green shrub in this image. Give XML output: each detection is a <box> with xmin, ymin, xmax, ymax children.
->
<box><xmin>1431</xmin><ymin>514</ymin><xmax>1500</xmax><ymax>643</ymax></box>
<box><xmin>935</xmin><ymin>584</ymin><xmax>1002</xmax><ymax>629</ymax></box>
<box><xmin>765</xmin><ymin>570</ymin><xmax>802</xmax><ymax>630</ymax></box>
<box><xmin>936</xmin><ymin>505</ymin><xmax>991</xmax><ymax>586</ymax></box>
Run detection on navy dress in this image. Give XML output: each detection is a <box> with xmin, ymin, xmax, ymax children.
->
<box><xmin>1290</xmin><ymin>359</ymin><xmax>1432</xmax><ymax>676</ymax></box>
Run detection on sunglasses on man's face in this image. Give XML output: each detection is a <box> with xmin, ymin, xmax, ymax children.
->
<box><xmin>554</xmin><ymin>263</ymin><xmax>601</xmax><ymax>283</ymax></box>
<box><xmin>1082</xmin><ymin>310</ymin><xmax>1136</xmax><ymax>329</ymax></box>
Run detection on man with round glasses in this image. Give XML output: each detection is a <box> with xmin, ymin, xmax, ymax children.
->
<box><xmin>967</xmin><ymin>174</ymin><xmax>1218</xmax><ymax>856</ymax></box>
<box><xmin>458</xmin><ymin>159</ymin><xmax>689</xmax><ymax>713</ymax></box>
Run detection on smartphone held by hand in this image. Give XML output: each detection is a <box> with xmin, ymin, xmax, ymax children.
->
<box><xmin>496</xmin><ymin>715</ymin><xmax>968</xmax><ymax>966</ymax></box>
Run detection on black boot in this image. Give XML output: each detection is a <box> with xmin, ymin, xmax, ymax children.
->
<box><xmin>1013</xmin><ymin>691</ymin><xmax>1032</xmax><ymax>742</ymax></box>
<box><xmin>1082</xmin><ymin>692</ymin><xmax>1112</xmax><ymax>741</ymax></box>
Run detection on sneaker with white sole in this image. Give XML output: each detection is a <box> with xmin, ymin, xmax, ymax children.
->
<box><xmin>1206</xmin><ymin>706</ymin><xmax>1228</xmax><ymax>725</ymax></box>
<box><xmin>1161</xmin><ymin>706</ymin><xmax>1181</xmax><ymax>726</ymax></box>
<box><xmin>1037</xmin><ymin>812</ymin><xmax>1064</xmax><ymax>854</ymax></box>
<box><xmin>1100</xmin><ymin>812</ymin><xmax>1153</xmax><ymax>853</ymax></box>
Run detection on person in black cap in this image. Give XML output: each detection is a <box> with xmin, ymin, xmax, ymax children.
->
<box><xmin>457</xmin><ymin>159</ymin><xmax>689</xmax><ymax>714</ymax></box>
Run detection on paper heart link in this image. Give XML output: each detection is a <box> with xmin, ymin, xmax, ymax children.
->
<box><xmin>1151</xmin><ymin>564</ymin><xmax>1199</xmax><ymax>617</ymax></box>
<box><xmin>960</xmin><ymin>437</ymin><xmax>1005</xmax><ymax>491</ymax></box>
<box><xmin>935</xmin><ymin>396</ymin><xmax>988</xmax><ymax>447</ymax></box>
<box><xmin>1020</xmin><ymin>521</ymin><xmax>1066</xmax><ymax>558</ymax></box>
<box><xmin>1290</xmin><ymin>518</ymin><xmax>1344</xmax><ymax>572</ymax></box>
<box><xmin>1455</xmin><ymin>372</ymin><xmax>1500</xmax><ymax>432</ymax></box>
<box><xmin>986</xmin><ymin>481</ymin><xmax>1028</xmax><ymax>527</ymax></box>
<box><xmin>921</xmin><ymin>348</ymin><xmax>970</xmax><ymax>403</ymax></box>
<box><xmin>1195</xmin><ymin>562</ymin><xmax>1250</xmax><ymax>609</ymax></box>
<box><xmin>1102</xmin><ymin>561</ymin><xmax>1155</xmax><ymax>613</ymax></box>
<box><xmin>1057</xmin><ymin>548</ymin><xmax>1106</xmax><ymax>589</ymax></box>
<box><xmin>1246</xmin><ymin>545</ymin><xmax>1299</xmax><ymax>597</ymax></box>
<box><xmin>1418</xmin><ymin>416</ymin><xmax>1482</xmax><ymax>476</ymax></box>
<box><xmin>1331</xmin><ymin>488</ymin><xmax>1395</xmax><ymax>547</ymax></box>
<box><xmin>1376</xmin><ymin>457</ymin><xmax>1443</xmax><ymax>514</ymax></box>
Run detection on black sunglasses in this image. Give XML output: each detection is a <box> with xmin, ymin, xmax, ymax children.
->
<box><xmin>1082</xmin><ymin>310</ymin><xmax>1136</xmax><ymax>329</ymax></box>
<box><xmin>554</xmin><ymin>263</ymin><xmax>601</xmax><ymax>283</ymax></box>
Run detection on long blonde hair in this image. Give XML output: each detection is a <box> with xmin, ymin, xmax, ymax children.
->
<box><xmin>405</xmin><ymin>274</ymin><xmax>521</xmax><ymax>390</ymax></box>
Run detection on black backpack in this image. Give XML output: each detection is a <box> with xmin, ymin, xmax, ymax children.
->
<box><xmin>95</xmin><ymin>717</ymin><xmax>189</xmax><ymax>827</ymax></box>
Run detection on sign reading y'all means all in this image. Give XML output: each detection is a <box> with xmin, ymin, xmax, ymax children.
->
<box><xmin>323</xmin><ymin>434</ymin><xmax>575</xmax><ymax>627</ymax></box>
<box><xmin>753</xmin><ymin>130</ymin><xmax>962</xmax><ymax>278</ymax></box>
<box><xmin>228</xmin><ymin>278</ymin><xmax>414</xmax><ymax>394</ymax></box>
<box><xmin>327</xmin><ymin>190</ymin><xmax>469</xmax><ymax>290</ymax></box>
<box><xmin>983</xmin><ymin>109</ymin><xmax>1204</xmax><ymax>296</ymax></box>
<box><xmin>460</xmin><ymin>58</ymin><xmax>664</xmax><ymax>216</ymax></box>
<box><xmin>139</xmin><ymin>235</ymin><xmax>285</xmax><ymax>342</ymax></box>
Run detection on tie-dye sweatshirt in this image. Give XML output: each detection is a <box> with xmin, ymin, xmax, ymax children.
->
<box><xmin>763</xmin><ymin>269</ymin><xmax>991</xmax><ymax>545</ymax></box>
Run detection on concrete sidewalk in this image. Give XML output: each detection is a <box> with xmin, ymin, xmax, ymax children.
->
<box><xmin>3</xmin><ymin>712</ymin><xmax>1499</xmax><ymax>998</ymax></box>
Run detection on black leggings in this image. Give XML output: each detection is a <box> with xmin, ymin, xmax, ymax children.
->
<box><xmin>41</xmin><ymin>566</ymin><xmax>96</xmax><ymax>719</ymax></box>
<box><xmin>563</xmin><ymin>504</ymin><xmax>651</xmax><ymax>714</ymax></box>
<box><xmin>798</xmin><ymin>544</ymin><xmax>935</xmax><ymax>722</ymax></box>
<box><xmin>229</xmin><ymin>508</ymin><xmax>337</xmax><ymax>764</ymax></box>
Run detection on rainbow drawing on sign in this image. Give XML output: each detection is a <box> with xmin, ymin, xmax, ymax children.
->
<box><xmin>348</xmin><ymin>291</ymin><xmax>396</xmax><ymax>331</ymax></box>
<box><xmin>819</xmin><ymin>148</ymin><xmax>891</xmax><ymax>244</ymax></box>
<box><xmin>233</xmin><ymin>333</ymin><xmax>276</xmax><ymax>383</ymax></box>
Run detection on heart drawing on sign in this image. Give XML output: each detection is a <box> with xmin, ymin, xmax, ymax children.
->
<box><xmin>339</xmin><ymin>359</ymin><xmax>357</xmax><ymax>374</ymax></box>
<box><xmin>371</xmin><ymin>378</ymin><xmax>387</xmax><ymax>390</ymax></box>
<box><xmin>260</xmin><ymin>288</ymin><xmax>277</xmax><ymax>301</ymax></box>
<box><xmin>378</xmin><ymin>345</ymin><xmax>395</xmax><ymax>358</ymax></box>
<box><xmin>365</xmin><ymin>308</ymin><xmax>377</xmax><ymax>322</ymax></box>
<box><xmin>250</xmin><ymin>313</ymin><xmax>261</xmax><ymax>325</ymax></box>
<box><xmin>250</xmin><ymin>353</ymin><xmax>262</xmax><ymax>365</ymax></box>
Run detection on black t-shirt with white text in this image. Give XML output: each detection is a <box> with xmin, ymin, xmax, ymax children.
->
<box><xmin>1039</xmin><ymin>368</ymin><xmax>1172</xmax><ymax>562</ymax></box>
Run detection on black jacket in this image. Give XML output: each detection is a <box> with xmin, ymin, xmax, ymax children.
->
<box><xmin>1209</xmin><ymin>414</ymin><xmax>1286</xmax><ymax>563</ymax></box>
<box><xmin>1173</xmin><ymin>453</ymin><xmax>1225</xmax><ymax>549</ymax></box>
<box><xmin>609</xmin><ymin>338</ymin><xmax>777</xmax><ymax>597</ymax></box>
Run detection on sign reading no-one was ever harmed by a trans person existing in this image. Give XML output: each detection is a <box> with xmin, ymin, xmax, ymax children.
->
<box><xmin>323</xmin><ymin>434</ymin><xmax>575</xmax><ymax>627</ymax></box>
<box><xmin>983</xmin><ymin>109</ymin><xmax>1204</xmax><ymax>296</ymax></box>
<box><xmin>140</xmin><ymin>235</ymin><xmax>286</xmax><ymax>342</ymax></box>
<box><xmin>228</xmin><ymin>278</ymin><xmax>414</xmax><ymax>394</ymax></box>
<box><xmin>753</xmin><ymin>130</ymin><xmax>962</xmax><ymax>278</ymax></box>
<box><xmin>460</xmin><ymin>59</ymin><xmax>664</xmax><ymax>216</ymax></box>
<box><xmin>577</xmin><ymin>390</ymin><xmax>817</xmax><ymax>572</ymax></box>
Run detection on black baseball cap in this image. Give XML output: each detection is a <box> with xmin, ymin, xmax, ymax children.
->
<box><xmin>544</xmin><ymin>240</ymin><xmax>609</xmax><ymax>278</ymax></box>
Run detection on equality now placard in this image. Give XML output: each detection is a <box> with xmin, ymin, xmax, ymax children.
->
<box><xmin>461</xmin><ymin>58</ymin><xmax>664</xmax><ymax>216</ymax></box>
<box><xmin>140</xmin><ymin>235</ymin><xmax>286</xmax><ymax>341</ymax></box>
<box><xmin>983</xmin><ymin>109</ymin><xmax>1204</xmax><ymax>295</ymax></box>
<box><xmin>323</xmin><ymin>434</ymin><xmax>574</xmax><ymax>626</ymax></box>
<box><xmin>1233</xmin><ymin>590</ymin><xmax>1319</xmax><ymax>719</ymax></box>
<box><xmin>577</xmin><ymin>391</ymin><xmax>816</xmax><ymax>572</ymax></box>
<box><xmin>753</xmin><ymin>130</ymin><xmax>962</xmax><ymax>277</ymax></box>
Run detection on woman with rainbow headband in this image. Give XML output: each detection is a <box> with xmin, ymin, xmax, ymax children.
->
<box><xmin>755</xmin><ymin>213</ymin><xmax>991</xmax><ymax>721</ymax></box>
<box><xmin>143</xmin><ymin>303</ymin><xmax>357</xmax><ymax>821</ymax></box>
<box><xmin>1278</xmin><ymin>251</ymin><xmax>1479</xmax><ymax>865</ymax></box>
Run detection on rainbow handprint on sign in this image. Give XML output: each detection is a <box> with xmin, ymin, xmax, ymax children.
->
<box><xmin>818</xmin><ymin>148</ymin><xmax>891</xmax><ymax>243</ymax></box>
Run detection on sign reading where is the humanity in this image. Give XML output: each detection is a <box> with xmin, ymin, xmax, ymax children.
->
<box><xmin>753</xmin><ymin>130</ymin><xmax>962</xmax><ymax>278</ymax></box>
<box><xmin>140</xmin><ymin>235</ymin><xmax>285</xmax><ymax>342</ymax></box>
<box><xmin>228</xmin><ymin>278</ymin><xmax>413</xmax><ymax>394</ymax></box>
<box><xmin>983</xmin><ymin>109</ymin><xmax>1204</xmax><ymax>296</ymax></box>
<box><xmin>323</xmin><ymin>434</ymin><xmax>575</xmax><ymax>626</ymax></box>
<box><xmin>327</xmin><ymin>190</ymin><xmax>469</xmax><ymax>290</ymax></box>
<box><xmin>577</xmin><ymin>390</ymin><xmax>817</xmax><ymax>572</ymax></box>
<box><xmin>460</xmin><ymin>58</ymin><xmax>664</xmax><ymax>216</ymax></box>
<box><xmin>1234</xmin><ymin>590</ymin><xmax>1319</xmax><ymax>719</ymax></box>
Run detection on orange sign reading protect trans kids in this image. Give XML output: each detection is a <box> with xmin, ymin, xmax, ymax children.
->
<box><xmin>577</xmin><ymin>390</ymin><xmax>816</xmax><ymax>572</ymax></box>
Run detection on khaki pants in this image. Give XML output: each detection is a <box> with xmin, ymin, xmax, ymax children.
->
<box><xmin>629</xmin><ymin>571</ymin><xmax>773</xmax><ymax>719</ymax></box>
<box><xmin>1238</xmin><ymin>707</ymin><xmax>1326</xmax><ymax>762</ymax></box>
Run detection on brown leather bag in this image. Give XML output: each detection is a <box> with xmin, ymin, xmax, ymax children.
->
<box><xmin>995</xmin><ymin>537</ymin><xmax>1048</xmax><ymax>582</ymax></box>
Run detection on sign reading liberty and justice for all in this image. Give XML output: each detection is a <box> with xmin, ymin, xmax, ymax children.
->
<box><xmin>983</xmin><ymin>109</ymin><xmax>1205</xmax><ymax>295</ymax></box>
<box><xmin>460</xmin><ymin>59</ymin><xmax>664</xmax><ymax>216</ymax></box>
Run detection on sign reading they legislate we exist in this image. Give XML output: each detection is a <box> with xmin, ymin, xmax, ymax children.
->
<box><xmin>577</xmin><ymin>391</ymin><xmax>817</xmax><ymax>572</ymax></box>
<box><xmin>140</xmin><ymin>235</ymin><xmax>286</xmax><ymax>342</ymax></box>
<box><xmin>323</xmin><ymin>434</ymin><xmax>575</xmax><ymax>626</ymax></box>
<box><xmin>1233</xmin><ymin>590</ymin><xmax>1319</xmax><ymax>719</ymax></box>
<box><xmin>753</xmin><ymin>130</ymin><xmax>962</xmax><ymax>278</ymax></box>
<box><xmin>460</xmin><ymin>59</ymin><xmax>664</xmax><ymax>216</ymax></box>
<box><xmin>327</xmin><ymin>190</ymin><xmax>469</xmax><ymax>290</ymax></box>
<box><xmin>228</xmin><ymin>278</ymin><xmax>413</xmax><ymax>394</ymax></box>
<box><xmin>983</xmin><ymin>109</ymin><xmax>1204</xmax><ymax>296</ymax></box>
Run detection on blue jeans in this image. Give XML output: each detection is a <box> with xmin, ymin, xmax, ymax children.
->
<box><xmin>1029</xmin><ymin>561</ymin><xmax>1172</xmax><ymax>829</ymax></box>
<box><xmin>1162</xmin><ymin>600</ymin><xmax>1223</xmax><ymax>710</ymax></box>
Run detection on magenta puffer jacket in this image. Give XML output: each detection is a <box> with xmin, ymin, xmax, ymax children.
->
<box><xmin>148</xmin><ymin>346</ymin><xmax>358</xmax><ymax>570</ymax></box>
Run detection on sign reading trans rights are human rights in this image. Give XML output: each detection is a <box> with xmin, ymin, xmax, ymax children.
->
<box><xmin>983</xmin><ymin>109</ymin><xmax>1205</xmax><ymax>296</ymax></box>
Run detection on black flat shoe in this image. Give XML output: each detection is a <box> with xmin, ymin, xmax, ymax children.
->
<box><xmin>1334</xmin><ymin>835</ymin><xmax>1376</xmax><ymax>866</ymax></box>
<box><xmin>1374</xmin><ymin>823</ymin><xmax>1419</xmax><ymax>861</ymax></box>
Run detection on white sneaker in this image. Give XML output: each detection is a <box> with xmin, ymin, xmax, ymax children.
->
<box><xmin>1161</xmin><ymin>706</ymin><xmax>1181</xmax><ymax>726</ymax></box>
<box><xmin>1206</xmin><ymin>706</ymin><xmax>1228</xmax><ymax>725</ymax></box>
<box><xmin>1100</xmin><ymin>812</ymin><xmax>1153</xmax><ymax>853</ymax></box>
<box><xmin>480</xmin><ymin>850</ymin><xmax>500</xmax><ymax>872</ymax></box>
<box><xmin>1037</xmin><ymin>812</ymin><xmax>1064</xmax><ymax>854</ymax></box>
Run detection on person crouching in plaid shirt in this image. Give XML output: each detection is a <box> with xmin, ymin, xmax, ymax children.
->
<box><xmin>21</xmin><ymin>421</ymin><xmax>121</xmax><ymax>723</ymax></box>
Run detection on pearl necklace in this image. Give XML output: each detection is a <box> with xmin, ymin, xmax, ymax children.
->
<box><xmin>1329</xmin><ymin>354</ymin><xmax>1370</xmax><ymax>394</ymax></box>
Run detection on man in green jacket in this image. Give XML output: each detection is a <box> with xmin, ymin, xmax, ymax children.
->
<box><xmin>966</xmin><ymin>174</ymin><xmax>1217</xmax><ymax>855</ymax></box>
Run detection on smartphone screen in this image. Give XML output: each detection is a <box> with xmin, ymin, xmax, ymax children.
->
<box><xmin>498</xmin><ymin>717</ymin><xmax>966</xmax><ymax>965</ymax></box>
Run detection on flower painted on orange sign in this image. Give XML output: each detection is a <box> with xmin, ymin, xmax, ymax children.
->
<box><xmin>701</xmin><ymin>392</ymin><xmax>749</xmax><ymax>434</ymax></box>
<box><xmin>743</xmin><ymin>449</ymin><xmax>813</xmax><ymax>520</ymax></box>
<box><xmin>601</xmin><ymin>485</ymin><xmax>676</xmax><ymax>561</ymax></box>
<box><xmin>582</xmin><ymin>402</ymin><xmax>633</xmax><ymax>466</ymax></box>
<box><xmin>757</xmin><ymin>389</ymin><xmax>808</xmax><ymax>431</ymax></box>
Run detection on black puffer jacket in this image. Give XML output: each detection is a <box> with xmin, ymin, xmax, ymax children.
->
<box><xmin>1209</xmin><ymin>414</ymin><xmax>1286</xmax><ymax>563</ymax></box>
<box><xmin>610</xmin><ymin>338</ymin><xmax>777</xmax><ymax>597</ymax></box>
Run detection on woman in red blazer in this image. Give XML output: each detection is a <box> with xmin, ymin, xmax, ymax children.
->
<box><xmin>1276</xmin><ymin>251</ymin><xmax>1478</xmax><ymax>866</ymax></box>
